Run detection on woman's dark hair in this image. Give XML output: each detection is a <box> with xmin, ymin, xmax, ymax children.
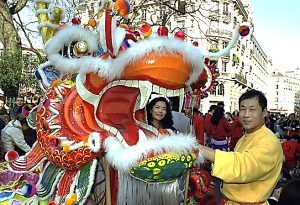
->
<box><xmin>146</xmin><ymin>97</ymin><xmax>174</xmax><ymax>130</ymax></box>
<box><xmin>239</xmin><ymin>89</ymin><xmax>267</xmax><ymax>112</ymax></box>
<box><xmin>278</xmin><ymin>178</ymin><xmax>300</xmax><ymax>205</ymax></box>
<box><xmin>210</xmin><ymin>107</ymin><xmax>224</xmax><ymax>125</ymax></box>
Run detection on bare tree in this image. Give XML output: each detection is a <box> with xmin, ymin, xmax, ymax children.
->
<box><xmin>0</xmin><ymin>0</ymin><xmax>28</xmax><ymax>54</ymax></box>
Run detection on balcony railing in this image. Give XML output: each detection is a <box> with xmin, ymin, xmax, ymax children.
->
<box><xmin>233</xmin><ymin>0</ymin><xmax>248</xmax><ymax>20</ymax></box>
<box><xmin>223</xmin><ymin>11</ymin><xmax>231</xmax><ymax>23</ymax></box>
<box><xmin>234</xmin><ymin>73</ymin><xmax>247</xmax><ymax>85</ymax></box>
<box><xmin>209</xmin><ymin>9</ymin><xmax>220</xmax><ymax>17</ymax></box>
<box><xmin>207</xmin><ymin>28</ymin><xmax>233</xmax><ymax>37</ymax></box>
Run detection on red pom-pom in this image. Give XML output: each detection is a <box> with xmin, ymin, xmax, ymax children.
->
<box><xmin>140</xmin><ymin>24</ymin><xmax>152</xmax><ymax>37</ymax></box>
<box><xmin>239</xmin><ymin>25</ymin><xmax>250</xmax><ymax>37</ymax></box>
<box><xmin>174</xmin><ymin>31</ymin><xmax>185</xmax><ymax>41</ymax></box>
<box><xmin>157</xmin><ymin>26</ymin><xmax>168</xmax><ymax>36</ymax></box>
<box><xmin>47</xmin><ymin>202</ymin><xmax>57</xmax><ymax>205</ymax></box>
<box><xmin>72</xmin><ymin>17</ymin><xmax>81</xmax><ymax>25</ymax></box>
<box><xmin>192</xmin><ymin>41</ymin><xmax>199</xmax><ymax>47</ymax></box>
<box><xmin>43</xmin><ymin>99</ymin><xmax>50</xmax><ymax>107</ymax></box>
<box><xmin>5</xmin><ymin>150</ymin><xmax>19</xmax><ymax>162</ymax></box>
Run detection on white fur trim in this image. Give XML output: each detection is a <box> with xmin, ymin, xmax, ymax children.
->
<box><xmin>37</xmin><ymin>21</ymin><xmax>59</xmax><ymax>32</ymax></box>
<box><xmin>88</xmin><ymin>132</ymin><xmax>101</xmax><ymax>153</ymax></box>
<box><xmin>35</xmin><ymin>9</ymin><xmax>48</xmax><ymax>16</ymax></box>
<box><xmin>34</xmin><ymin>0</ymin><xmax>51</xmax><ymax>3</ymax></box>
<box><xmin>45</xmin><ymin>25</ymin><xmax>241</xmax><ymax>85</ymax></box>
<box><xmin>103</xmin><ymin>133</ymin><xmax>199</xmax><ymax>173</ymax></box>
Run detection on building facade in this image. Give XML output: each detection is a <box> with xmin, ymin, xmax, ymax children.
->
<box><xmin>269</xmin><ymin>70</ymin><xmax>300</xmax><ymax>116</ymax></box>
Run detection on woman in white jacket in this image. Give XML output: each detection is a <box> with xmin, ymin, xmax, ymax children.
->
<box><xmin>1</xmin><ymin>113</ymin><xmax>31</xmax><ymax>155</ymax></box>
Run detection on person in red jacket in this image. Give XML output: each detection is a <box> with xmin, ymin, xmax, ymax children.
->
<box><xmin>282</xmin><ymin>135</ymin><xmax>300</xmax><ymax>168</ymax></box>
<box><xmin>204</xmin><ymin>105</ymin><xmax>216</xmax><ymax>132</ymax></box>
<box><xmin>206</xmin><ymin>107</ymin><xmax>232</xmax><ymax>151</ymax></box>
<box><xmin>185</xmin><ymin>107</ymin><xmax>205</xmax><ymax>145</ymax></box>
<box><xmin>229</xmin><ymin>110</ymin><xmax>243</xmax><ymax>151</ymax></box>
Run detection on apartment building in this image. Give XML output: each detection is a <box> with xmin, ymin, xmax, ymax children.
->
<box><xmin>269</xmin><ymin>69</ymin><xmax>300</xmax><ymax>115</ymax></box>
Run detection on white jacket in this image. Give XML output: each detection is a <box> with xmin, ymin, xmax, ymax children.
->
<box><xmin>1</xmin><ymin>120</ymin><xmax>31</xmax><ymax>153</ymax></box>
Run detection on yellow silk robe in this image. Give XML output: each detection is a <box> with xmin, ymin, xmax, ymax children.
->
<box><xmin>212</xmin><ymin>125</ymin><xmax>283</xmax><ymax>205</ymax></box>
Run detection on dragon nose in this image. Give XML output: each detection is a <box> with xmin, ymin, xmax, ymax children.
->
<box><xmin>122</xmin><ymin>52</ymin><xmax>193</xmax><ymax>89</ymax></box>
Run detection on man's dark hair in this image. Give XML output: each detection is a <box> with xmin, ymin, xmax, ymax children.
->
<box><xmin>278</xmin><ymin>178</ymin><xmax>300</xmax><ymax>205</ymax></box>
<box><xmin>169</xmin><ymin>97</ymin><xmax>179</xmax><ymax>112</ymax></box>
<box><xmin>217</xmin><ymin>101</ymin><xmax>224</xmax><ymax>107</ymax></box>
<box><xmin>239</xmin><ymin>89</ymin><xmax>267</xmax><ymax>112</ymax></box>
<box><xmin>209</xmin><ymin>105</ymin><xmax>217</xmax><ymax>112</ymax></box>
<box><xmin>291</xmin><ymin>134</ymin><xmax>299</xmax><ymax>140</ymax></box>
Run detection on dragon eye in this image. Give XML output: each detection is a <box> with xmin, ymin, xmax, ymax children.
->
<box><xmin>74</xmin><ymin>41</ymin><xmax>89</xmax><ymax>56</ymax></box>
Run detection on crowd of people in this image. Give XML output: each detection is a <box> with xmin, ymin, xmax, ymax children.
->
<box><xmin>0</xmin><ymin>95</ymin><xmax>37</xmax><ymax>161</ymax></box>
<box><xmin>1</xmin><ymin>89</ymin><xmax>300</xmax><ymax>203</ymax></box>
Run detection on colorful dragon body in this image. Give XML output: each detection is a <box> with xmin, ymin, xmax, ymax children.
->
<box><xmin>1</xmin><ymin>0</ymin><xmax>245</xmax><ymax>204</ymax></box>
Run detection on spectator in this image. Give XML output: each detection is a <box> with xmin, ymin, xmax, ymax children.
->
<box><xmin>204</xmin><ymin>105</ymin><xmax>216</xmax><ymax>132</ymax></box>
<box><xmin>1</xmin><ymin>113</ymin><xmax>31</xmax><ymax>155</ymax></box>
<box><xmin>9</xmin><ymin>96</ymin><xmax>24</xmax><ymax>120</ymax></box>
<box><xmin>268</xmin><ymin>178</ymin><xmax>300</xmax><ymax>205</ymax></box>
<box><xmin>146</xmin><ymin>94</ymin><xmax>176</xmax><ymax>132</ymax></box>
<box><xmin>276</xmin><ymin>114</ymin><xmax>286</xmax><ymax>139</ymax></box>
<box><xmin>198</xmin><ymin>89</ymin><xmax>283</xmax><ymax>204</ymax></box>
<box><xmin>229</xmin><ymin>111</ymin><xmax>243</xmax><ymax>151</ymax></box>
<box><xmin>283</xmin><ymin>113</ymin><xmax>299</xmax><ymax>139</ymax></box>
<box><xmin>185</xmin><ymin>107</ymin><xmax>205</xmax><ymax>145</ymax></box>
<box><xmin>281</xmin><ymin>134</ymin><xmax>300</xmax><ymax>168</ymax></box>
<box><xmin>206</xmin><ymin>107</ymin><xmax>231</xmax><ymax>151</ymax></box>
<box><xmin>217</xmin><ymin>101</ymin><xmax>224</xmax><ymax>108</ymax></box>
<box><xmin>169</xmin><ymin>97</ymin><xmax>190</xmax><ymax>134</ymax></box>
<box><xmin>265</xmin><ymin>111</ymin><xmax>276</xmax><ymax>133</ymax></box>
<box><xmin>0</xmin><ymin>96</ymin><xmax>9</xmax><ymax>161</ymax></box>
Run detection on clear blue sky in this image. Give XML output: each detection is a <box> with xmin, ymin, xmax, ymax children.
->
<box><xmin>248</xmin><ymin>0</ymin><xmax>300</xmax><ymax>72</ymax></box>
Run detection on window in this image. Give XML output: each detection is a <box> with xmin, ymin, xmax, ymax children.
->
<box><xmin>142</xmin><ymin>10</ymin><xmax>146</xmax><ymax>21</ymax></box>
<box><xmin>160</xmin><ymin>5</ymin><xmax>166</xmax><ymax>19</ymax></box>
<box><xmin>276</xmin><ymin>91</ymin><xmax>278</xmax><ymax>95</ymax></box>
<box><xmin>275</xmin><ymin>97</ymin><xmax>278</xmax><ymax>102</ymax></box>
<box><xmin>217</xmin><ymin>83</ymin><xmax>224</xmax><ymax>96</ymax></box>
<box><xmin>222</xmin><ymin>41</ymin><xmax>228</xmax><ymax>49</ymax></box>
<box><xmin>178</xmin><ymin>1</ymin><xmax>186</xmax><ymax>14</ymax></box>
<box><xmin>222</xmin><ymin>62</ymin><xmax>227</xmax><ymax>72</ymax></box>
<box><xmin>223</xmin><ymin>2</ymin><xmax>229</xmax><ymax>13</ymax></box>
<box><xmin>276</xmin><ymin>85</ymin><xmax>279</xmax><ymax>89</ymax></box>
<box><xmin>233</xmin><ymin>17</ymin><xmax>237</xmax><ymax>29</ymax></box>
<box><xmin>177</xmin><ymin>20</ymin><xmax>186</xmax><ymax>33</ymax></box>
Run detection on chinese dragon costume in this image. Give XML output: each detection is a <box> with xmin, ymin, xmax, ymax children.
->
<box><xmin>0</xmin><ymin>0</ymin><xmax>248</xmax><ymax>204</ymax></box>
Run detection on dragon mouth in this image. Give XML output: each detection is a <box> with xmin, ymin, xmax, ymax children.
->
<box><xmin>77</xmin><ymin>74</ymin><xmax>185</xmax><ymax>147</ymax></box>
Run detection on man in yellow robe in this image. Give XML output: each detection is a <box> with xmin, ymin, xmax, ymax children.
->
<box><xmin>199</xmin><ymin>89</ymin><xmax>283</xmax><ymax>204</ymax></box>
